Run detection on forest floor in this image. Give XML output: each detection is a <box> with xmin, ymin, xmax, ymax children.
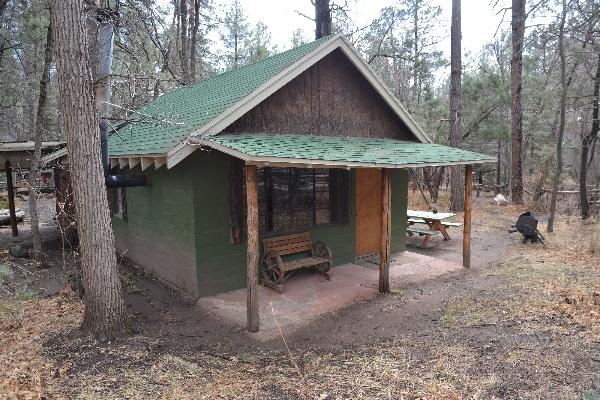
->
<box><xmin>1</xmin><ymin>192</ymin><xmax>600</xmax><ymax>399</ymax></box>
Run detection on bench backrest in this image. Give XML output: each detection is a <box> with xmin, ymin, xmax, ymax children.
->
<box><xmin>263</xmin><ymin>232</ymin><xmax>312</xmax><ymax>256</ymax></box>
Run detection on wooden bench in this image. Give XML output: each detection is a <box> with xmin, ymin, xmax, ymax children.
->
<box><xmin>407</xmin><ymin>217</ymin><xmax>427</xmax><ymax>224</ymax></box>
<box><xmin>407</xmin><ymin>227</ymin><xmax>439</xmax><ymax>248</ymax></box>
<box><xmin>261</xmin><ymin>232</ymin><xmax>333</xmax><ymax>291</ymax></box>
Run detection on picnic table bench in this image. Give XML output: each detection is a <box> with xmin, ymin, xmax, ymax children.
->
<box><xmin>406</xmin><ymin>227</ymin><xmax>440</xmax><ymax>247</ymax></box>
<box><xmin>261</xmin><ymin>232</ymin><xmax>332</xmax><ymax>292</ymax></box>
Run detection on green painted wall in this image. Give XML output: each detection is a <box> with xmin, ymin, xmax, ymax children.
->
<box><xmin>110</xmin><ymin>158</ymin><xmax>199</xmax><ymax>297</ymax></box>
<box><xmin>191</xmin><ymin>151</ymin><xmax>359</xmax><ymax>297</ymax></box>
<box><xmin>111</xmin><ymin>150</ymin><xmax>409</xmax><ymax>299</ymax></box>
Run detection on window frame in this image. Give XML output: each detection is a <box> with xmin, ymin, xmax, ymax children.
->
<box><xmin>228</xmin><ymin>161</ymin><xmax>350</xmax><ymax>244</ymax></box>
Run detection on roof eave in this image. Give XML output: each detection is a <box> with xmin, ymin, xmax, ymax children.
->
<box><xmin>192</xmin><ymin>138</ymin><xmax>495</xmax><ymax>170</ymax></box>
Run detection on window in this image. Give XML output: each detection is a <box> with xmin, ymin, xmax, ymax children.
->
<box><xmin>228</xmin><ymin>162</ymin><xmax>350</xmax><ymax>242</ymax></box>
<box><xmin>112</xmin><ymin>187</ymin><xmax>127</xmax><ymax>222</ymax></box>
<box><xmin>259</xmin><ymin>168</ymin><xmax>332</xmax><ymax>233</ymax></box>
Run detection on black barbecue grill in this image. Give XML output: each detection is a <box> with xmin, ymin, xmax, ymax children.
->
<box><xmin>510</xmin><ymin>211</ymin><xmax>549</xmax><ymax>244</ymax></box>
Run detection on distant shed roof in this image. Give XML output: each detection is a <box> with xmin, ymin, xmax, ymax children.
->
<box><xmin>0</xmin><ymin>141</ymin><xmax>65</xmax><ymax>170</ymax></box>
<box><xmin>0</xmin><ymin>141</ymin><xmax>64</xmax><ymax>152</ymax></box>
<box><xmin>194</xmin><ymin>134</ymin><xmax>495</xmax><ymax>169</ymax></box>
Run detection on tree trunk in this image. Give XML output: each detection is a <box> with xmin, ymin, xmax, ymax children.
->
<box><xmin>510</xmin><ymin>0</ymin><xmax>526</xmax><ymax>204</ymax></box>
<box><xmin>189</xmin><ymin>0</ymin><xmax>200</xmax><ymax>82</ymax></box>
<box><xmin>179</xmin><ymin>0</ymin><xmax>189</xmax><ymax>83</ymax></box>
<box><xmin>412</xmin><ymin>3</ymin><xmax>420</xmax><ymax>106</ymax></box>
<box><xmin>548</xmin><ymin>0</ymin><xmax>567</xmax><ymax>233</ymax></box>
<box><xmin>449</xmin><ymin>0</ymin><xmax>464</xmax><ymax>211</ymax></box>
<box><xmin>49</xmin><ymin>0</ymin><xmax>127</xmax><ymax>339</ymax></box>
<box><xmin>314</xmin><ymin>0</ymin><xmax>331</xmax><ymax>39</ymax></box>
<box><xmin>28</xmin><ymin>21</ymin><xmax>54</xmax><ymax>264</ymax></box>
<box><xmin>0</xmin><ymin>0</ymin><xmax>7</xmax><ymax>15</ymax></box>
<box><xmin>580</xmin><ymin>53</ymin><xmax>600</xmax><ymax>220</ymax></box>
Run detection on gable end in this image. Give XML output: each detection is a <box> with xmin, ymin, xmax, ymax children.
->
<box><xmin>223</xmin><ymin>49</ymin><xmax>417</xmax><ymax>141</ymax></box>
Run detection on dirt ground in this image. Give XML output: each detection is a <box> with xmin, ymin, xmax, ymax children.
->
<box><xmin>1</xmin><ymin>191</ymin><xmax>600</xmax><ymax>399</ymax></box>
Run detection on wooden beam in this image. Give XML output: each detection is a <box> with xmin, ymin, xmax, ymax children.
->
<box><xmin>128</xmin><ymin>157</ymin><xmax>140</xmax><ymax>169</ymax></box>
<box><xmin>118</xmin><ymin>158</ymin><xmax>128</xmax><ymax>169</ymax></box>
<box><xmin>379</xmin><ymin>168</ymin><xmax>391</xmax><ymax>293</ymax></box>
<box><xmin>4</xmin><ymin>161</ymin><xmax>18</xmax><ymax>237</ymax></box>
<box><xmin>228</xmin><ymin>158</ymin><xmax>244</xmax><ymax>244</ymax></box>
<box><xmin>109</xmin><ymin>158</ymin><xmax>118</xmax><ymax>169</ymax></box>
<box><xmin>463</xmin><ymin>164</ymin><xmax>473</xmax><ymax>268</ymax></box>
<box><xmin>140</xmin><ymin>157</ymin><xmax>153</xmax><ymax>171</ymax></box>
<box><xmin>154</xmin><ymin>157</ymin><xmax>166</xmax><ymax>170</ymax></box>
<box><xmin>246</xmin><ymin>164</ymin><xmax>259</xmax><ymax>332</ymax></box>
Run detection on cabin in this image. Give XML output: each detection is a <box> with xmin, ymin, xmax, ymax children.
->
<box><xmin>49</xmin><ymin>34</ymin><xmax>494</xmax><ymax>332</ymax></box>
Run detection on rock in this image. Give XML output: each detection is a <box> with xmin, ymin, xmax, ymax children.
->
<box><xmin>9</xmin><ymin>244</ymin><xmax>29</xmax><ymax>258</ymax></box>
<box><xmin>494</xmin><ymin>193</ymin><xmax>509</xmax><ymax>206</ymax></box>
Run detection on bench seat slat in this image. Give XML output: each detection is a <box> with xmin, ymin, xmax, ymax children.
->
<box><xmin>263</xmin><ymin>232</ymin><xmax>310</xmax><ymax>245</ymax></box>
<box><xmin>281</xmin><ymin>257</ymin><xmax>329</xmax><ymax>272</ymax></box>
<box><xmin>265</xmin><ymin>242</ymin><xmax>312</xmax><ymax>255</ymax></box>
<box><xmin>267</xmin><ymin>241</ymin><xmax>312</xmax><ymax>250</ymax></box>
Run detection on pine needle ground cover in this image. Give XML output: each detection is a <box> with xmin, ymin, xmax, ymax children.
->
<box><xmin>1</xmin><ymin>195</ymin><xmax>599</xmax><ymax>399</ymax></box>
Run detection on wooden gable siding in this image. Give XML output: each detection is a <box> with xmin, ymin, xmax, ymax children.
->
<box><xmin>222</xmin><ymin>49</ymin><xmax>415</xmax><ymax>140</ymax></box>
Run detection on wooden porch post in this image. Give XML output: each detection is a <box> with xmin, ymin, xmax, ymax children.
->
<box><xmin>463</xmin><ymin>164</ymin><xmax>473</xmax><ymax>268</ymax></box>
<box><xmin>5</xmin><ymin>161</ymin><xmax>18</xmax><ymax>237</ymax></box>
<box><xmin>379</xmin><ymin>168</ymin><xmax>391</xmax><ymax>293</ymax></box>
<box><xmin>246</xmin><ymin>164</ymin><xmax>259</xmax><ymax>332</ymax></box>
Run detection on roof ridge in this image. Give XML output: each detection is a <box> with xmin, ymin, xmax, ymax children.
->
<box><xmin>188</xmin><ymin>34</ymin><xmax>336</xmax><ymax>88</ymax></box>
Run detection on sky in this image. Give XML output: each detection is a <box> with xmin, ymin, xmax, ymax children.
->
<box><xmin>235</xmin><ymin>0</ymin><xmax>513</xmax><ymax>57</ymax></box>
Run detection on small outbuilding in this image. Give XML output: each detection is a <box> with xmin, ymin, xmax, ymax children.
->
<box><xmin>0</xmin><ymin>141</ymin><xmax>64</xmax><ymax>236</ymax></box>
<box><xmin>57</xmin><ymin>34</ymin><xmax>494</xmax><ymax>332</ymax></box>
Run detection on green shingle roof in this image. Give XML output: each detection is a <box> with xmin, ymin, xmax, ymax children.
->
<box><xmin>198</xmin><ymin>134</ymin><xmax>495</xmax><ymax>168</ymax></box>
<box><xmin>108</xmin><ymin>36</ymin><xmax>333</xmax><ymax>156</ymax></box>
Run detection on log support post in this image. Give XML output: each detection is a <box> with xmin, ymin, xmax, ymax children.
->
<box><xmin>246</xmin><ymin>164</ymin><xmax>259</xmax><ymax>332</ymax></box>
<box><xmin>379</xmin><ymin>168</ymin><xmax>391</xmax><ymax>293</ymax></box>
<box><xmin>463</xmin><ymin>164</ymin><xmax>473</xmax><ymax>268</ymax></box>
<box><xmin>5</xmin><ymin>161</ymin><xmax>18</xmax><ymax>237</ymax></box>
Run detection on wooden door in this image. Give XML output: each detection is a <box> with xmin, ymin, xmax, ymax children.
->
<box><xmin>355</xmin><ymin>168</ymin><xmax>382</xmax><ymax>257</ymax></box>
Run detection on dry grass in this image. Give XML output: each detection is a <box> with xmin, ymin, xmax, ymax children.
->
<box><xmin>44</xmin><ymin>339</ymin><xmax>509</xmax><ymax>400</ymax></box>
<box><xmin>442</xmin><ymin>215</ymin><xmax>600</xmax><ymax>340</ymax></box>
<box><xmin>0</xmin><ymin>288</ymin><xmax>82</xmax><ymax>399</ymax></box>
<box><xmin>1</xmin><ymin>206</ymin><xmax>599</xmax><ymax>399</ymax></box>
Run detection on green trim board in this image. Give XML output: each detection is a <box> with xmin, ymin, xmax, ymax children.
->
<box><xmin>194</xmin><ymin>134</ymin><xmax>495</xmax><ymax>169</ymax></box>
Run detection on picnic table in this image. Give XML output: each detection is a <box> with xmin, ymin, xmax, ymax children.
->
<box><xmin>406</xmin><ymin>210</ymin><xmax>461</xmax><ymax>242</ymax></box>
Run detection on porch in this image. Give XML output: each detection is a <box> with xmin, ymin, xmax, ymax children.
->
<box><xmin>198</xmin><ymin>250</ymin><xmax>464</xmax><ymax>341</ymax></box>
<box><xmin>186</xmin><ymin>133</ymin><xmax>497</xmax><ymax>332</ymax></box>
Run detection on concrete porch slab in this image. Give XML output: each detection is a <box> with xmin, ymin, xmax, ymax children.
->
<box><xmin>197</xmin><ymin>251</ymin><xmax>463</xmax><ymax>341</ymax></box>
